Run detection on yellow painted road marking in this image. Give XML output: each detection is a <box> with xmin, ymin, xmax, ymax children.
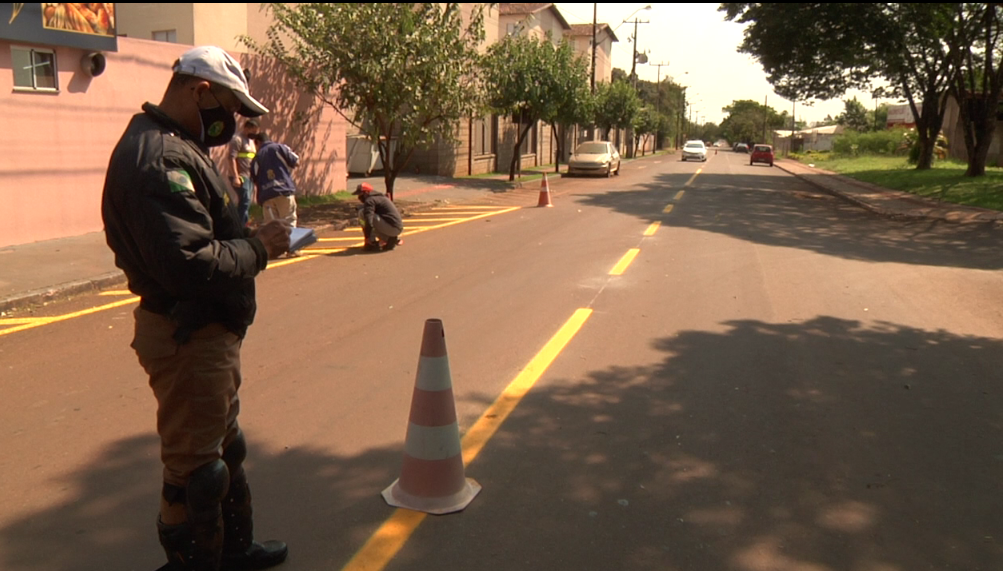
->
<box><xmin>402</xmin><ymin>218</ymin><xmax>466</xmax><ymax>222</ymax></box>
<box><xmin>341</xmin><ymin>308</ymin><xmax>593</xmax><ymax>571</ymax></box>
<box><xmin>402</xmin><ymin>207</ymin><xmax>520</xmax><ymax>237</ymax></box>
<box><xmin>644</xmin><ymin>222</ymin><xmax>661</xmax><ymax>236</ymax></box>
<box><xmin>2</xmin><ymin>207</ymin><xmax>521</xmax><ymax>338</ymax></box>
<box><xmin>318</xmin><ymin>237</ymin><xmax>367</xmax><ymax>242</ymax></box>
<box><xmin>298</xmin><ymin>248</ymin><xmax>348</xmax><ymax>256</ymax></box>
<box><xmin>434</xmin><ymin>206</ymin><xmax>504</xmax><ymax>210</ymax></box>
<box><xmin>674</xmin><ymin>190</ymin><xmax>685</xmax><ymax>201</ymax></box>
<box><xmin>685</xmin><ymin>168</ymin><xmax>702</xmax><ymax>187</ymax></box>
<box><xmin>98</xmin><ymin>290</ymin><xmax>133</xmax><ymax>296</ymax></box>
<box><xmin>0</xmin><ymin>297</ymin><xmax>139</xmax><ymax>338</ymax></box>
<box><xmin>609</xmin><ymin>248</ymin><xmax>640</xmax><ymax>276</ymax></box>
<box><xmin>663</xmin><ymin>204</ymin><xmax>674</xmax><ymax>214</ymax></box>
<box><xmin>0</xmin><ymin>317</ymin><xmax>57</xmax><ymax>325</ymax></box>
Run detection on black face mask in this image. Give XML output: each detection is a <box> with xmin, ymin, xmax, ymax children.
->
<box><xmin>198</xmin><ymin>90</ymin><xmax>236</xmax><ymax>147</ymax></box>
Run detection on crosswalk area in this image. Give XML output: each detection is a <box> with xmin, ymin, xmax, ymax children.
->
<box><xmin>299</xmin><ymin>204</ymin><xmax>521</xmax><ymax>255</ymax></box>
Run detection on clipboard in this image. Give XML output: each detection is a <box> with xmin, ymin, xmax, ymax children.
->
<box><xmin>289</xmin><ymin>227</ymin><xmax>318</xmax><ymax>252</ymax></box>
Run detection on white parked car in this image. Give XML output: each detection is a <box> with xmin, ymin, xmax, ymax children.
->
<box><xmin>681</xmin><ymin>140</ymin><xmax>707</xmax><ymax>162</ymax></box>
<box><xmin>568</xmin><ymin>141</ymin><xmax>621</xmax><ymax>177</ymax></box>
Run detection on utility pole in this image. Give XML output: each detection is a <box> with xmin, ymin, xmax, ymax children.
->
<box><xmin>626</xmin><ymin>17</ymin><xmax>649</xmax><ymax>158</ymax></box>
<box><xmin>763</xmin><ymin>94</ymin><xmax>768</xmax><ymax>143</ymax></box>
<box><xmin>591</xmin><ymin>3</ymin><xmax>597</xmax><ymax>93</ymax></box>
<box><xmin>652</xmin><ymin>62</ymin><xmax>670</xmax><ymax>150</ymax></box>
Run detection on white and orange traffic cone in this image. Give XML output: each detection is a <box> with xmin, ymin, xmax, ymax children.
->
<box><xmin>382</xmin><ymin>319</ymin><xmax>481</xmax><ymax>514</ymax></box>
<box><xmin>537</xmin><ymin>172</ymin><xmax>554</xmax><ymax>207</ymax></box>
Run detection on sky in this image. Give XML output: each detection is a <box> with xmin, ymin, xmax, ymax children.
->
<box><xmin>554</xmin><ymin>3</ymin><xmax>899</xmax><ymax>126</ymax></box>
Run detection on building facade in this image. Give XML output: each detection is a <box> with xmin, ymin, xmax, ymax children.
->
<box><xmin>0</xmin><ymin>3</ymin><xmax>346</xmax><ymax>248</ymax></box>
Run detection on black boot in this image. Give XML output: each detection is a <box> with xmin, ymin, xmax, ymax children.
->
<box><xmin>157</xmin><ymin>516</ymin><xmax>223</xmax><ymax>571</ymax></box>
<box><xmin>221</xmin><ymin>470</ymin><xmax>288</xmax><ymax>571</ymax></box>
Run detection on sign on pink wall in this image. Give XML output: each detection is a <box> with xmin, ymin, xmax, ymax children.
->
<box><xmin>2</xmin><ymin>3</ymin><xmax>117</xmax><ymax>51</ymax></box>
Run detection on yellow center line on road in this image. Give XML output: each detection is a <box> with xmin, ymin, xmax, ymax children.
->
<box><xmin>317</xmin><ymin>237</ymin><xmax>366</xmax><ymax>243</ymax></box>
<box><xmin>609</xmin><ymin>248</ymin><xmax>640</xmax><ymax>276</ymax></box>
<box><xmin>674</xmin><ymin>190</ymin><xmax>685</xmax><ymax>201</ymax></box>
<box><xmin>644</xmin><ymin>221</ymin><xmax>661</xmax><ymax>236</ymax></box>
<box><xmin>98</xmin><ymin>290</ymin><xmax>134</xmax><ymax>296</ymax></box>
<box><xmin>341</xmin><ymin>308</ymin><xmax>593</xmax><ymax>571</ymax></box>
<box><xmin>663</xmin><ymin>204</ymin><xmax>674</xmax><ymax>214</ymax></box>
<box><xmin>684</xmin><ymin>168</ymin><xmax>702</xmax><ymax>187</ymax></box>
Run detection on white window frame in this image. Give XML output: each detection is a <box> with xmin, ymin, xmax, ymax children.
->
<box><xmin>11</xmin><ymin>46</ymin><xmax>59</xmax><ymax>92</ymax></box>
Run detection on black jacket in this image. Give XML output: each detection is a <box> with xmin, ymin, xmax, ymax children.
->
<box><xmin>360</xmin><ymin>193</ymin><xmax>403</xmax><ymax>230</ymax></box>
<box><xmin>102</xmin><ymin>103</ymin><xmax>269</xmax><ymax>342</ymax></box>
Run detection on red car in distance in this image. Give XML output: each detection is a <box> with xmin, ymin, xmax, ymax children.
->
<box><xmin>750</xmin><ymin>144</ymin><xmax>774</xmax><ymax>167</ymax></box>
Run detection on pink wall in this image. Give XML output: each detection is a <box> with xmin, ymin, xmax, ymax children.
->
<box><xmin>0</xmin><ymin>37</ymin><xmax>346</xmax><ymax>248</ymax></box>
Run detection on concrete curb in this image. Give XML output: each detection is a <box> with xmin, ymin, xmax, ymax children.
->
<box><xmin>774</xmin><ymin>160</ymin><xmax>1003</xmax><ymax>226</ymax></box>
<box><xmin>0</xmin><ymin>271</ymin><xmax>128</xmax><ymax>314</ymax></box>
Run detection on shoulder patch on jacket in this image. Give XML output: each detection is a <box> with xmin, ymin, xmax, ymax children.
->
<box><xmin>167</xmin><ymin>169</ymin><xmax>195</xmax><ymax>193</ymax></box>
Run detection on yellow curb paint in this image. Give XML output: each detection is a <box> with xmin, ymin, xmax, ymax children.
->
<box><xmin>644</xmin><ymin>222</ymin><xmax>661</xmax><ymax>236</ymax></box>
<box><xmin>609</xmin><ymin>248</ymin><xmax>640</xmax><ymax>276</ymax></box>
<box><xmin>266</xmin><ymin>255</ymin><xmax>320</xmax><ymax>269</ymax></box>
<box><xmin>401</xmin><ymin>218</ymin><xmax>467</xmax><ymax>222</ymax></box>
<box><xmin>340</xmin><ymin>308</ymin><xmax>592</xmax><ymax>571</ymax></box>
<box><xmin>433</xmin><ymin>206</ymin><xmax>506</xmax><ymax>210</ymax></box>
<box><xmin>2</xmin><ymin>207</ymin><xmax>522</xmax><ymax>339</ymax></box>
<box><xmin>0</xmin><ymin>297</ymin><xmax>139</xmax><ymax>338</ymax></box>
<box><xmin>674</xmin><ymin>190</ymin><xmax>685</xmax><ymax>201</ymax></box>
<box><xmin>663</xmin><ymin>204</ymin><xmax>674</xmax><ymax>214</ymax></box>
<box><xmin>98</xmin><ymin>290</ymin><xmax>134</xmax><ymax>296</ymax></box>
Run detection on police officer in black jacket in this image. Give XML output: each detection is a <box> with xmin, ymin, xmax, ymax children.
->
<box><xmin>102</xmin><ymin>46</ymin><xmax>290</xmax><ymax>571</ymax></box>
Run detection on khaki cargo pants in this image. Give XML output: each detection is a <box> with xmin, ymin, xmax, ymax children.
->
<box><xmin>131</xmin><ymin>307</ymin><xmax>243</xmax><ymax>487</ymax></box>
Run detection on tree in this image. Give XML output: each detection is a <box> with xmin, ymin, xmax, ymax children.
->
<box><xmin>546</xmin><ymin>44</ymin><xmax>594</xmax><ymax>173</ymax></box>
<box><xmin>632</xmin><ymin>107</ymin><xmax>659</xmax><ymax>156</ymax></box>
<box><xmin>242</xmin><ymin>3</ymin><xmax>484</xmax><ymax>199</ymax></box>
<box><xmin>836</xmin><ymin>97</ymin><xmax>871</xmax><ymax>131</ymax></box>
<box><xmin>719</xmin><ymin>99</ymin><xmax>785</xmax><ymax>144</ymax></box>
<box><xmin>483</xmin><ymin>34</ymin><xmax>589</xmax><ymax>181</ymax></box>
<box><xmin>721</xmin><ymin>3</ymin><xmax>958</xmax><ymax>171</ymax></box>
<box><xmin>594</xmin><ymin>80</ymin><xmax>641</xmax><ymax>141</ymax></box>
<box><xmin>946</xmin><ymin>3</ymin><xmax>1003</xmax><ymax>176</ymax></box>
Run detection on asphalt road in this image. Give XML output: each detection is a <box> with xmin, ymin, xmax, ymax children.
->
<box><xmin>2</xmin><ymin>149</ymin><xmax>1002</xmax><ymax>571</ymax></box>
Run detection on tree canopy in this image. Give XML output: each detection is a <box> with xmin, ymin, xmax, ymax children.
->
<box><xmin>243</xmin><ymin>3</ymin><xmax>485</xmax><ymax>198</ymax></box>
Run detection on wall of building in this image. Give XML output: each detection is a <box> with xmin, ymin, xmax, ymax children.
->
<box><xmin>116</xmin><ymin>3</ymin><xmax>195</xmax><ymax>44</ymax></box>
<box><xmin>0</xmin><ymin>37</ymin><xmax>346</xmax><ymax>248</ymax></box>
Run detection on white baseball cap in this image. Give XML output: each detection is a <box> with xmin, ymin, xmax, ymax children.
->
<box><xmin>173</xmin><ymin>46</ymin><xmax>269</xmax><ymax>117</ymax></box>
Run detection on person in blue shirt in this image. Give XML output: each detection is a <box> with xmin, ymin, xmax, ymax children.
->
<box><xmin>250</xmin><ymin>132</ymin><xmax>299</xmax><ymax>227</ymax></box>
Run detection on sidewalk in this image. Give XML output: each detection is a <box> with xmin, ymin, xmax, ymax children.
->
<box><xmin>3</xmin><ymin>155</ymin><xmax>999</xmax><ymax>314</ymax></box>
<box><xmin>775</xmin><ymin>159</ymin><xmax>1003</xmax><ymax>224</ymax></box>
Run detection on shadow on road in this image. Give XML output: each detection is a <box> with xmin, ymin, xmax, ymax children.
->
<box><xmin>578</xmin><ymin>172</ymin><xmax>1003</xmax><ymax>271</ymax></box>
<box><xmin>4</xmin><ymin>317</ymin><xmax>999</xmax><ymax>570</ymax></box>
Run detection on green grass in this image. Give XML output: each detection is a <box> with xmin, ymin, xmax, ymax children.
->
<box><xmin>797</xmin><ymin>155</ymin><xmax>1003</xmax><ymax>211</ymax></box>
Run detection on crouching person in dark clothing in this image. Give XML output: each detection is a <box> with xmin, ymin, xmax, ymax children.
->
<box><xmin>353</xmin><ymin>183</ymin><xmax>404</xmax><ymax>252</ymax></box>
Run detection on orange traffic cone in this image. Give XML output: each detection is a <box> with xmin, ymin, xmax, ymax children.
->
<box><xmin>537</xmin><ymin>172</ymin><xmax>554</xmax><ymax>207</ymax></box>
<box><xmin>382</xmin><ymin>319</ymin><xmax>481</xmax><ymax>514</ymax></box>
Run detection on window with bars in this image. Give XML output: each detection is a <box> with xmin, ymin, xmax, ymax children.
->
<box><xmin>12</xmin><ymin>47</ymin><xmax>58</xmax><ymax>91</ymax></box>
